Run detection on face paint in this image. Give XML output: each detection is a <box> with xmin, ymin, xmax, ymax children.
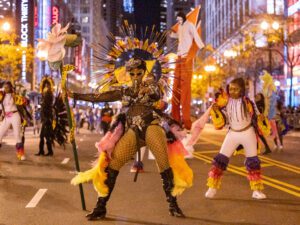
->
<box><xmin>4</xmin><ymin>84</ymin><xmax>12</xmax><ymax>93</ymax></box>
<box><xmin>229</xmin><ymin>83</ymin><xmax>242</xmax><ymax>99</ymax></box>
<box><xmin>129</xmin><ymin>68</ymin><xmax>145</xmax><ymax>85</ymax></box>
<box><xmin>176</xmin><ymin>16</ymin><xmax>184</xmax><ymax>25</ymax></box>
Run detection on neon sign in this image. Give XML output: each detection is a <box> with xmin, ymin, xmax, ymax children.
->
<box><xmin>52</xmin><ymin>6</ymin><xmax>59</xmax><ymax>24</ymax></box>
<box><xmin>20</xmin><ymin>0</ymin><xmax>29</xmax><ymax>82</ymax></box>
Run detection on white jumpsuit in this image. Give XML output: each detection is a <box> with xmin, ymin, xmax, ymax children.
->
<box><xmin>0</xmin><ymin>94</ymin><xmax>22</xmax><ymax>144</ymax></box>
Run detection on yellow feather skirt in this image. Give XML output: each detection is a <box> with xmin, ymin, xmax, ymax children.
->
<box><xmin>71</xmin><ymin>152</ymin><xmax>109</xmax><ymax>197</ymax></box>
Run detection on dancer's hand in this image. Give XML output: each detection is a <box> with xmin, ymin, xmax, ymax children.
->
<box><xmin>67</xmin><ymin>90</ymin><xmax>74</xmax><ymax>98</ymax></box>
<box><xmin>258</xmin><ymin>114</ymin><xmax>265</xmax><ymax>121</ymax></box>
<box><xmin>212</xmin><ymin>103</ymin><xmax>219</xmax><ymax>111</ymax></box>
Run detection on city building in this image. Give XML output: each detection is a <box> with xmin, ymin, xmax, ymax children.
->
<box><xmin>286</xmin><ymin>0</ymin><xmax>300</xmax><ymax>105</ymax></box>
<box><xmin>101</xmin><ymin>0</ymin><xmax>123</xmax><ymax>36</ymax></box>
<box><xmin>202</xmin><ymin>0</ymin><xmax>286</xmax><ymax>100</ymax></box>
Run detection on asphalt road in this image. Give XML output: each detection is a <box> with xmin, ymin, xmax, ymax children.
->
<box><xmin>0</xmin><ymin>125</ymin><xmax>299</xmax><ymax>225</ymax></box>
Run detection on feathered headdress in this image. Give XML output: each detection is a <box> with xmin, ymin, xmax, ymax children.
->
<box><xmin>91</xmin><ymin>21</ymin><xmax>175</xmax><ymax>96</ymax></box>
<box><xmin>260</xmin><ymin>70</ymin><xmax>276</xmax><ymax>95</ymax></box>
<box><xmin>39</xmin><ymin>76</ymin><xmax>54</xmax><ymax>93</ymax></box>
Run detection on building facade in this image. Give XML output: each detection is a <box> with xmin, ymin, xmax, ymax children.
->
<box><xmin>286</xmin><ymin>0</ymin><xmax>300</xmax><ymax>105</ymax></box>
<box><xmin>203</xmin><ymin>0</ymin><xmax>286</xmax><ymax>99</ymax></box>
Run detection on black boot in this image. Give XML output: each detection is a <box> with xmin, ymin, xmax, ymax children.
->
<box><xmin>86</xmin><ymin>167</ymin><xmax>119</xmax><ymax>220</ymax></box>
<box><xmin>45</xmin><ymin>140</ymin><xmax>53</xmax><ymax>156</ymax></box>
<box><xmin>35</xmin><ymin>138</ymin><xmax>45</xmax><ymax>156</ymax></box>
<box><xmin>160</xmin><ymin>168</ymin><xmax>185</xmax><ymax>217</ymax></box>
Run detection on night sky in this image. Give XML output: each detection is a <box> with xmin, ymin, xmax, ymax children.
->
<box><xmin>133</xmin><ymin>0</ymin><xmax>161</xmax><ymax>38</ymax></box>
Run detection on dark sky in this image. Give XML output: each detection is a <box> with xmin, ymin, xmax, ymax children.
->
<box><xmin>133</xmin><ymin>0</ymin><xmax>161</xmax><ymax>38</ymax></box>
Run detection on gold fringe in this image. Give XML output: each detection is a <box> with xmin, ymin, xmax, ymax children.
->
<box><xmin>249</xmin><ymin>180</ymin><xmax>264</xmax><ymax>191</ymax></box>
<box><xmin>207</xmin><ymin>177</ymin><xmax>222</xmax><ymax>189</ymax></box>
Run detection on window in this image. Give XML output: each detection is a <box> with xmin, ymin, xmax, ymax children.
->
<box><xmin>82</xmin><ymin>26</ymin><xmax>90</xmax><ymax>33</ymax></box>
<box><xmin>81</xmin><ymin>7</ymin><xmax>89</xmax><ymax>14</ymax></box>
<box><xmin>82</xmin><ymin>16</ymin><xmax>89</xmax><ymax>23</ymax></box>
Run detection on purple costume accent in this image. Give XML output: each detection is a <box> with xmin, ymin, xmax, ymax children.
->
<box><xmin>245</xmin><ymin>156</ymin><xmax>261</xmax><ymax>171</ymax></box>
<box><xmin>16</xmin><ymin>142</ymin><xmax>23</xmax><ymax>149</ymax></box>
<box><xmin>213</xmin><ymin>153</ymin><xmax>229</xmax><ymax>170</ymax></box>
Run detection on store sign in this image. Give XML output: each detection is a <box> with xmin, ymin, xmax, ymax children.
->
<box><xmin>16</xmin><ymin>0</ymin><xmax>34</xmax><ymax>84</ymax></box>
<box><xmin>52</xmin><ymin>6</ymin><xmax>59</xmax><ymax>24</ymax></box>
<box><xmin>20</xmin><ymin>0</ymin><xmax>29</xmax><ymax>48</ymax></box>
<box><xmin>20</xmin><ymin>0</ymin><xmax>29</xmax><ymax>82</ymax></box>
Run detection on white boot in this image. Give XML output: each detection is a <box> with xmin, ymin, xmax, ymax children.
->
<box><xmin>205</xmin><ymin>188</ymin><xmax>217</xmax><ymax>198</ymax></box>
<box><xmin>252</xmin><ymin>190</ymin><xmax>267</xmax><ymax>199</ymax></box>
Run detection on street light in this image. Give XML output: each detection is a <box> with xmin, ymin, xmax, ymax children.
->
<box><xmin>204</xmin><ymin>64</ymin><xmax>216</xmax><ymax>87</ymax></box>
<box><xmin>260</xmin><ymin>20</ymin><xmax>281</xmax><ymax>75</ymax></box>
<box><xmin>224</xmin><ymin>49</ymin><xmax>237</xmax><ymax>76</ymax></box>
<box><xmin>1</xmin><ymin>21</ymin><xmax>11</xmax><ymax>32</ymax></box>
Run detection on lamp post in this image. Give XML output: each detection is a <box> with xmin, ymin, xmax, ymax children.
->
<box><xmin>224</xmin><ymin>49</ymin><xmax>237</xmax><ymax>76</ymax></box>
<box><xmin>260</xmin><ymin>20</ymin><xmax>280</xmax><ymax>75</ymax></box>
<box><xmin>204</xmin><ymin>65</ymin><xmax>216</xmax><ymax>87</ymax></box>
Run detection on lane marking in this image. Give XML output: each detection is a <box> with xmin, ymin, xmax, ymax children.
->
<box><xmin>61</xmin><ymin>158</ymin><xmax>70</xmax><ymax>164</ymax></box>
<box><xmin>195</xmin><ymin>150</ymin><xmax>219</xmax><ymax>154</ymax></box>
<box><xmin>199</xmin><ymin>137</ymin><xmax>300</xmax><ymax>174</ymax></box>
<box><xmin>260</xmin><ymin>163</ymin><xmax>273</xmax><ymax>168</ymax></box>
<box><xmin>259</xmin><ymin>156</ymin><xmax>300</xmax><ymax>172</ymax></box>
<box><xmin>26</xmin><ymin>189</ymin><xmax>48</xmax><ymax>208</ymax></box>
<box><xmin>193</xmin><ymin>153</ymin><xmax>300</xmax><ymax>197</ymax></box>
<box><xmin>195</xmin><ymin>152</ymin><xmax>300</xmax><ymax>192</ymax></box>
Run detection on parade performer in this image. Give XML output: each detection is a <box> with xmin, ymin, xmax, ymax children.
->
<box><xmin>70</xmin><ymin>25</ymin><xmax>193</xmax><ymax>220</ymax></box>
<box><xmin>261</xmin><ymin>71</ymin><xmax>283</xmax><ymax>150</ymax></box>
<box><xmin>170</xmin><ymin>9</ymin><xmax>205</xmax><ymax>130</ymax></box>
<box><xmin>100</xmin><ymin>103</ymin><xmax>114</xmax><ymax>134</ymax></box>
<box><xmin>205</xmin><ymin>78</ymin><xmax>267</xmax><ymax>200</ymax></box>
<box><xmin>35</xmin><ymin>76</ymin><xmax>68</xmax><ymax>156</ymax></box>
<box><xmin>0</xmin><ymin>81</ymin><xmax>31</xmax><ymax>160</ymax></box>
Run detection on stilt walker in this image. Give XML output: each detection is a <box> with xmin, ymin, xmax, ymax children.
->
<box><xmin>170</xmin><ymin>6</ymin><xmax>205</xmax><ymax>130</ymax></box>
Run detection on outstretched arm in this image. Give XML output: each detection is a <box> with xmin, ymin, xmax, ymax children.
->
<box><xmin>191</xmin><ymin>24</ymin><xmax>205</xmax><ymax>49</ymax></box>
<box><xmin>71</xmin><ymin>90</ymin><xmax>122</xmax><ymax>103</ymax></box>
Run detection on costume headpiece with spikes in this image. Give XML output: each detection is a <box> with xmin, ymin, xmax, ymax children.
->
<box><xmin>91</xmin><ymin>21</ymin><xmax>175</xmax><ymax>94</ymax></box>
<box><xmin>40</xmin><ymin>76</ymin><xmax>54</xmax><ymax>93</ymax></box>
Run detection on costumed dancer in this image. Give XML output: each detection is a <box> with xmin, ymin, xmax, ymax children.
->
<box><xmin>261</xmin><ymin>72</ymin><xmax>283</xmax><ymax>151</ymax></box>
<box><xmin>205</xmin><ymin>78</ymin><xmax>267</xmax><ymax>200</ymax></box>
<box><xmin>0</xmin><ymin>81</ymin><xmax>31</xmax><ymax>160</ymax></box>
<box><xmin>70</xmin><ymin>28</ymin><xmax>193</xmax><ymax>220</ymax></box>
<box><xmin>100</xmin><ymin>103</ymin><xmax>114</xmax><ymax>135</ymax></box>
<box><xmin>35</xmin><ymin>76</ymin><xmax>69</xmax><ymax>156</ymax></box>
<box><xmin>170</xmin><ymin>10</ymin><xmax>205</xmax><ymax>130</ymax></box>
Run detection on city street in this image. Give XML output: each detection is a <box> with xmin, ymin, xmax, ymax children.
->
<box><xmin>0</xmin><ymin>125</ymin><xmax>299</xmax><ymax>225</ymax></box>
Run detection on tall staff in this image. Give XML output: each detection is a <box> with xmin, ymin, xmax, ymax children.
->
<box><xmin>37</xmin><ymin>23</ymin><xmax>86</xmax><ymax>210</ymax></box>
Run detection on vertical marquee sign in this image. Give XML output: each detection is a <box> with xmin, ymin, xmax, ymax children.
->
<box><xmin>51</xmin><ymin>6</ymin><xmax>59</xmax><ymax>24</ymax></box>
<box><xmin>15</xmin><ymin>0</ymin><xmax>34</xmax><ymax>87</ymax></box>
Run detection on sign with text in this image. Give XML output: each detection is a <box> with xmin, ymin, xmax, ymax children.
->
<box><xmin>16</xmin><ymin>0</ymin><xmax>34</xmax><ymax>85</ymax></box>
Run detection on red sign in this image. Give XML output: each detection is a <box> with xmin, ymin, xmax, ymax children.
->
<box><xmin>75</xmin><ymin>46</ymin><xmax>82</xmax><ymax>73</ymax></box>
<box><xmin>34</xmin><ymin>6</ymin><xmax>38</xmax><ymax>27</ymax></box>
<box><xmin>52</xmin><ymin>6</ymin><xmax>59</xmax><ymax>24</ymax></box>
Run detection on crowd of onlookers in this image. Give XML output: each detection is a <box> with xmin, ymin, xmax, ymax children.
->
<box><xmin>30</xmin><ymin>103</ymin><xmax>117</xmax><ymax>136</ymax></box>
<box><xmin>284</xmin><ymin>106</ymin><xmax>300</xmax><ymax>129</ymax></box>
